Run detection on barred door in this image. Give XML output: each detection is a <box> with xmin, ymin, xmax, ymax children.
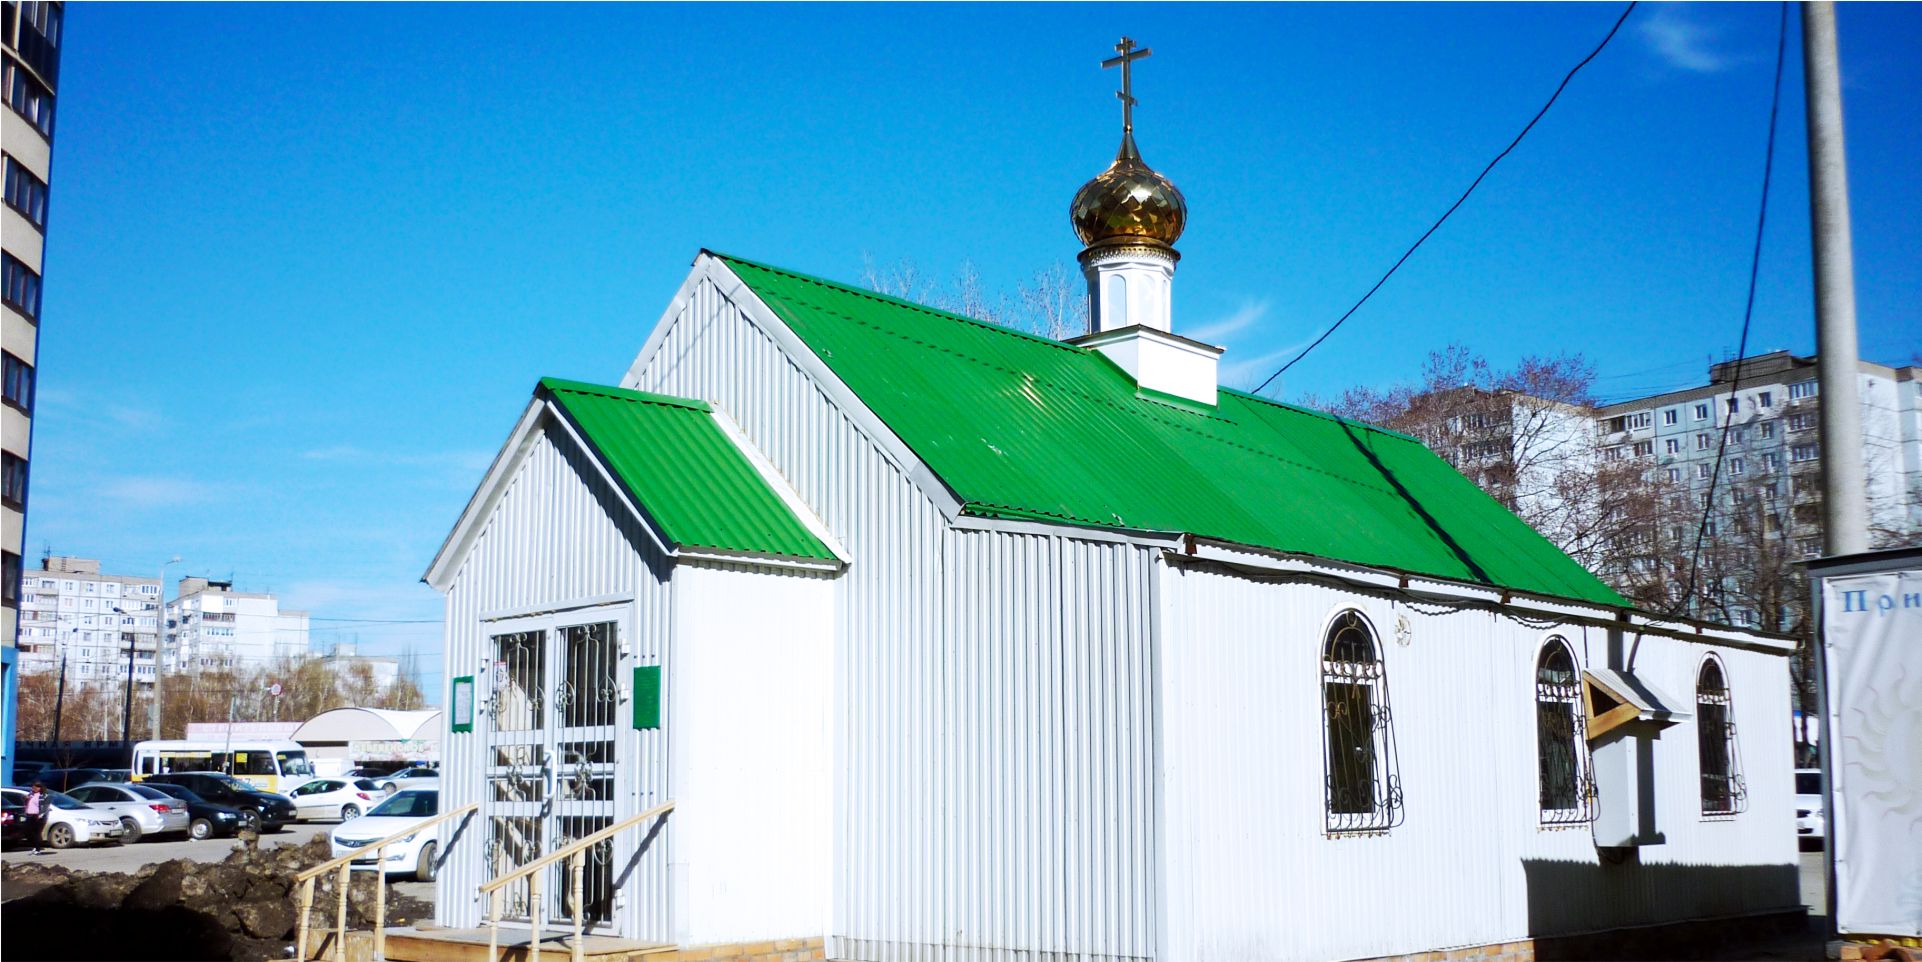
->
<box><xmin>482</xmin><ymin>612</ymin><xmax>623</xmax><ymax>932</ymax></box>
<box><xmin>549</xmin><ymin>620</ymin><xmax>620</xmax><ymax>928</ymax></box>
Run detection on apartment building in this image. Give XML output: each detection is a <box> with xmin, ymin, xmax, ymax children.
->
<box><xmin>14</xmin><ymin>556</ymin><xmax>163</xmax><ymax>689</ymax></box>
<box><xmin>167</xmin><ymin>576</ymin><xmax>311</xmax><ymax>670</ymax></box>
<box><xmin>3</xmin><ymin>0</ymin><xmax>63</xmax><ymax>784</ymax></box>
<box><xmin>1597</xmin><ymin>351</ymin><xmax>1922</xmax><ymax>556</ymax></box>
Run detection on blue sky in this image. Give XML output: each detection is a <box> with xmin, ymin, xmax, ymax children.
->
<box><xmin>24</xmin><ymin>3</ymin><xmax>1921</xmax><ymax>698</ymax></box>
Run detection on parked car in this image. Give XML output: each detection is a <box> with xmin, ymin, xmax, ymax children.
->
<box><xmin>36</xmin><ymin>768</ymin><xmax>114</xmax><ymax>792</ymax></box>
<box><xmin>1</xmin><ymin>795</ymin><xmax>25</xmax><ymax>847</ymax></box>
<box><xmin>142</xmin><ymin>782</ymin><xmax>247</xmax><ymax>840</ymax></box>
<box><xmin>330</xmin><ymin>789</ymin><xmax>442</xmax><ymax>882</ymax></box>
<box><xmin>373</xmin><ymin>767</ymin><xmax>440</xmax><ymax>795</ymax></box>
<box><xmin>1795</xmin><ymin>768</ymin><xmax>1825</xmax><ymax>849</ymax></box>
<box><xmin>66</xmin><ymin>782</ymin><xmax>192</xmax><ymax>842</ymax></box>
<box><xmin>141</xmin><ymin>772</ymin><xmax>297</xmax><ymax>833</ymax></box>
<box><xmin>0</xmin><ymin>787</ymin><xmax>126</xmax><ymax>848</ymax></box>
<box><xmin>11</xmin><ymin>760</ymin><xmax>53</xmax><ymax>782</ymax></box>
<box><xmin>343</xmin><ymin>766</ymin><xmax>406</xmax><ymax>779</ymax></box>
<box><xmin>288</xmin><ymin>778</ymin><xmax>383</xmax><ymax>821</ymax></box>
<box><xmin>92</xmin><ymin>769</ymin><xmax>134</xmax><ymax>783</ymax></box>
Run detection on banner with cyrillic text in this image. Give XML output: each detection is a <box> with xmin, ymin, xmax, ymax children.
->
<box><xmin>1822</xmin><ymin>569</ymin><xmax>1922</xmax><ymax>938</ymax></box>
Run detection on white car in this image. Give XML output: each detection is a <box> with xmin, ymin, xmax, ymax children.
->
<box><xmin>373</xmin><ymin>767</ymin><xmax>440</xmax><ymax>795</ymax></box>
<box><xmin>1795</xmin><ymin>768</ymin><xmax>1825</xmax><ymax>847</ymax></box>
<box><xmin>288</xmin><ymin>778</ymin><xmax>384</xmax><ymax>821</ymax></box>
<box><xmin>65</xmin><ymin>782</ymin><xmax>192</xmax><ymax>841</ymax></box>
<box><xmin>1</xmin><ymin>787</ymin><xmax>127</xmax><ymax>849</ymax></box>
<box><xmin>330</xmin><ymin>788</ymin><xmax>441</xmax><ymax>881</ymax></box>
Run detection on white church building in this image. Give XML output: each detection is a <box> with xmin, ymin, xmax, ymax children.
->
<box><xmin>425</xmin><ymin>44</ymin><xmax>1800</xmax><ymax>962</ymax></box>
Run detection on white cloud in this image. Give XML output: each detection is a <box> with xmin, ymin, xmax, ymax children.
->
<box><xmin>1219</xmin><ymin>346</ymin><xmax>1300</xmax><ymax>394</ymax></box>
<box><xmin>95</xmin><ymin>475</ymin><xmax>225</xmax><ymax>509</ymax></box>
<box><xmin>1637</xmin><ymin>7</ymin><xmax>1737</xmax><ymax>74</ymax></box>
<box><xmin>1188</xmin><ymin>299</ymin><xmax>1272</xmax><ymax>344</ymax></box>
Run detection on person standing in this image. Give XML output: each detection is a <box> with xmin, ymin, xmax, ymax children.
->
<box><xmin>23</xmin><ymin>782</ymin><xmax>49</xmax><ymax>855</ymax></box>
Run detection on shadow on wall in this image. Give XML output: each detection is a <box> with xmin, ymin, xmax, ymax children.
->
<box><xmin>1521</xmin><ymin>857</ymin><xmax>1804</xmax><ymax>960</ymax></box>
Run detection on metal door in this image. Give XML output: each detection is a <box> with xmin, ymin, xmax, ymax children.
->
<box><xmin>482</xmin><ymin>611</ymin><xmax>622</xmax><ymax>931</ymax></box>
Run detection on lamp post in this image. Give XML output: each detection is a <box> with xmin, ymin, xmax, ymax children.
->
<box><xmin>148</xmin><ymin>556</ymin><xmax>182</xmax><ymax>740</ymax></box>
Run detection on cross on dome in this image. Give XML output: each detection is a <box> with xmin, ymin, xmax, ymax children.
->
<box><xmin>1103</xmin><ymin>37</ymin><xmax>1152</xmax><ymax>135</ymax></box>
<box><xmin>1071</xmin><ymin>35</ymin><xmax>1186</xmax><ymax>253</ymax></box>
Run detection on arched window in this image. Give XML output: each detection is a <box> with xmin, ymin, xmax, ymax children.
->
<box><xmin>1535</xmin><ymin>638</ymin><xmax>1595</xmax><ymax>824</ymax></box>
<box><xmin>1697</xmin><ymin>657</ymin><xmax>1746</xmax><ymax>815</ymax></box>
<box><xmin>1321</xmin><ymin>610</ymin><xmax>1403</xmax><ymax>833</ymax></box>
<box><xmin>1105</xmin><ymin>273</ymin><xmax>1128</xmax><ymax>328</ymax></box>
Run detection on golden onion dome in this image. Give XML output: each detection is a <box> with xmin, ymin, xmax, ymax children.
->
<box><xmin>1071</xmin><ymin>131</ymin><xmax>1187</xmax><ymax>251</ymax></box>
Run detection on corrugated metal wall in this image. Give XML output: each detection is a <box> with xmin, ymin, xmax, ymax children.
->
<box><xmin>437</xmin><ymin>422</ymin><xmax>675</xmax><ymax>941</ymax></box>
<box><xmin>627</xmin><ymin>278</ymin><xmax>1158</xmax><ymax>962</ymax></box>
<box><xmin>1159</xmin><ymin>561</ymin><xmax>1799</xmax><ymax>962</ymax></box>
<box><xmin>672</xmin><ymin>561</ymin><xmax>834</xmax><ymax>945</ymax></box>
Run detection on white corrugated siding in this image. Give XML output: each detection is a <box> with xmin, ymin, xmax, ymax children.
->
<box><xmin>1159</xmin><ymin>560</ymin><xmax>1799</xmax><ymax>962</ymax></box>
<box><xmin>672</xmin><ymin>561</ymin><xmax>834</xmax><ymax>944</ymax></box>
<box><xmin>627</xmin><ymin>278</ymin><xmax>1157</xmax><ymax>962</ymax></box>
<box><xmin>437</xmin><ymin>422</ymin><xmax>675</xmax><ymax>941</ymax></box>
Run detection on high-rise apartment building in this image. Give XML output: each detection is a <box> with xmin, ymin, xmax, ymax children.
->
<box><xmin>15</xmin><ymin>555</ymin><xmax>163</xmax><ymax>688</ymax></box>
<box><xmin>167</xmin><ymin>577</ymin><xmax>312</xmax><ymax>670</ymax></box>
<box><xmin>1596</xmin><ymin>351</ymin><xmax>1922</xmax><ymax>557</ymax></box>
<box><xmin>2</xmin><ymin>0</ymin><xmax>62</xmax><ymax>784</ymax></box>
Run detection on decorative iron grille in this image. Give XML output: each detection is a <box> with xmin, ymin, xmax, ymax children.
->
<box><xmin>1321</xmin><ymin>610</ymin><xmax>1404</xmax><ymax>833</ymax></box>
<box><xmin>1535</xmin><ymin>639</ymin><xmax>1597</xmax><ymax>825</ymax></box>
<box><xmin>1697</xmin><ymin>658</ymin><xmax>1747</xmax><ymax>816</ymax></box>
<box><xmin>554</xmin><ymin>815</ymin><xmax>616</xmax><ymax>926</ymax></box>
<box><xmin>559</xmin><ymin>622</ymin><xmax>619</xmax><ymax>728</ymax></box>
<box><xmin>491</xmin><ymin>631</ymin><xmax>546</xmax><ymax>731</ymax></box>
<box><xmin>485</xmin><ymin>815</ymin><xmax>541</xmax><ymax>922</ymax></box>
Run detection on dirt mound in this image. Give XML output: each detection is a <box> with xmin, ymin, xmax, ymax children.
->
<box><xmin>1</xmin><ymin>834</ymin><xmax>432</xmax><ymax>962</ymax></box>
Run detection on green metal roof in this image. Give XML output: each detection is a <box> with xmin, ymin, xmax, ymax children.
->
<box><xmin>539</xmin><ymin>378</ymin><xmax>837</xmax><ymax>563</ymax></box>
<box><xmin>715</xmin><ymin>254</ymin><xmax>1627</xmax><ymax>607</ymax></box>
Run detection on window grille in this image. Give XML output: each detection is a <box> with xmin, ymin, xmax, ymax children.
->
<box><xmin>1320</xmin><ymin>610</ymin><xmax>1403</xmax><ymax>833</ymax></box>
<box><xmin>1535</xmin><ymin>639</ymin><xmax>1596</xmax><ymax>824</ymax></box>
<box><xmin>1696</xmin><ymin>657</ymin><xmax>1746</xmax><ymax>816</ymax></box>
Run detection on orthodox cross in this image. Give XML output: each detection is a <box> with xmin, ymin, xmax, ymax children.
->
<box><xmin>1102</xmin><ymin>36</ymin><xmax>1152</xmax><ymax>134</ymax></box>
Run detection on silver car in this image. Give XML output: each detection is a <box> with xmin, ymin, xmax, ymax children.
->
<box><xmin>66</xmin><ymin>782</ymin><xmax>192</xmax><ymax>842</ymax></box>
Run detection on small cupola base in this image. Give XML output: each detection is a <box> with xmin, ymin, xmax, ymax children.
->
<box><xmin>1068</xmin><ymin>324</ymin><xmax>1223</xmax><ymax>406</ymax></box>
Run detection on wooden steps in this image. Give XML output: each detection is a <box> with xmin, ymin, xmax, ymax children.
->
<box><xmin>317</xmin><ymin>926</ymin><xmax>676</xmax><ymax>962</ymax></box>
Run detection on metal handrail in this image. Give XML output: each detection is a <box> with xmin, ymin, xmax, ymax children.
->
<box><xmin>293</xmin><ymin>802</ymin><xmax>479</xmax><ymax>962</ymax></box>
<box><xmin>480</xmin><ymin>799</ymin><xmax>674</xmax><ymax>962</ymax></box>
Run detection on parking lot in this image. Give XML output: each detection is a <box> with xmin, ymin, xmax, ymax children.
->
<box><xmin>1</xmin><ymin>820</ymin><xmax>435</xmax><ymax>905</ymax></box>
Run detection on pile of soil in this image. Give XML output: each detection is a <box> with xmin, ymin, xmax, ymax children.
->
<box><xmin>1</xmin><ymin>834</ymin><xmax>432</xmax><ymax>962</ymax></box>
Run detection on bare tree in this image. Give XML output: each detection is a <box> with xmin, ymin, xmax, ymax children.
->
<box><xmin>1307</xmin><ymin>345</ymin><xmax>1652</xmax><ymax>571</ymax></box>
<box><xmin>861</xmin><ymin>254</ymin><xmax>1088</xmax><ymax>340</ymax></box>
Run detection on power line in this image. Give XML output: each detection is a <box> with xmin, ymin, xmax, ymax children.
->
<box><xmin>1253</xmin><ymin>2</ymin><xmax>1639</xmax><ymax>395</ymax></box>
<box><xmin>1671</xmin><ymin>1</ymin><xmax>1789</xmax><ymax>620</ymax></box>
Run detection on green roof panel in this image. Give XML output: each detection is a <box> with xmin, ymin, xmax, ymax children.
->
<box><xmin>539</xmin><ymin>378</ymin><xmax>836</xmax><ymax>563</ymax></box>
<box><xmin>716</xmin><ymin>254</ymin><xmax>1625</xmax><ymax>607</ymax></box>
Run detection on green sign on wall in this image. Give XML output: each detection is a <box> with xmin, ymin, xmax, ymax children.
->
<box><xmin>633</xmin><ymin>665</ymin><xmax>662</xmax><ymax>730</ymax></box>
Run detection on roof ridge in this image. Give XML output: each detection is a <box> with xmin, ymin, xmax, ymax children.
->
<box><xmin>709</xmin><ymin>250</ymin><xmax>1091</xmax><ymax>355</ymax></box>
<box><xmin>711</xmin><ymin>253</ymin><xmax>1425</xmax><ymax>446</ymax></box>
<box><xmin>538</xmin><ymin>377</ymin><xmax>712</xmax><ymax>413</ymax></box>
<box><xmin>1218</xmin><ymin>386</ymin><xmax>1423</xmax><ymax>444</ymax></box>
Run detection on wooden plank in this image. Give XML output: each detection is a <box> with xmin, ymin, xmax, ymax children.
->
<box><xmin>377</xmin><ymin>928</ymin><xmax>674</xmax><ymax>962</ymax></box>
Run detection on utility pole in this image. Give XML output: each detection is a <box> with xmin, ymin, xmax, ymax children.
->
<box><xmin>149</xmin><ymin>556</ymin><xmax>181</xmax><ymax>740</ymax></box>
<box><xmin>116</xmin><ymin>606</ymin><xmax>136</xmax><ymax>746</ymax></box>
<box><xmin>50</xmin><ymin>652</ymin><xmax>67</xmax><ymax>744</ymax></box>
<box><xmin>1802</xmin><ymin>1</ymin><xmax>1870</xmax><ymax>556</ymax></box>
